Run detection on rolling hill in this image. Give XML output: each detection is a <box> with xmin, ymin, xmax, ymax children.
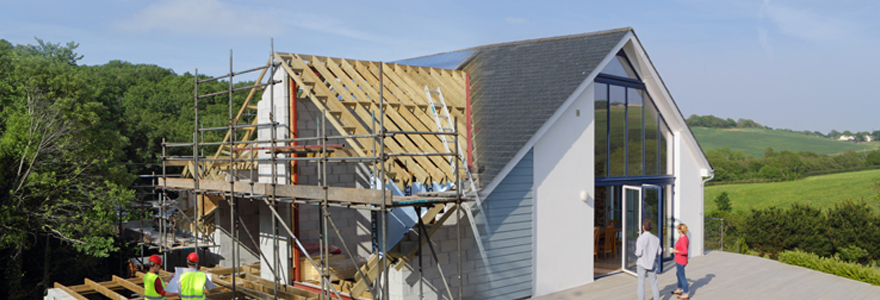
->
<box><xmin>704</xmin><ymin>169</ymin><xmax>880</xmax><ymax>213</ymax></box>
<box><xmin>691</xmin><ymin>127</ymin><xmax>876</xmax><ymax>157</ymax></box>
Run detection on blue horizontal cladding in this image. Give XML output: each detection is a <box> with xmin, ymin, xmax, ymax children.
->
<box><xmin>484</xmin><ymin>204</ymin><xmax>532</xmax><ymax>218</ymax></box>
<box><xmin>471</xmin><ymin>265</ymin><xmax>533</xmax><ymax>285</ymax></box>
<box><xmin>472</xmin><ymin>149</ymin><xmax>534</xmax><ymax>299</ymax></box>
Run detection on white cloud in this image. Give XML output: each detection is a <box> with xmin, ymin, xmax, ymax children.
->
<box><xmin>758</xmin><ymin>0</ymin><xmax>854</xmax><ymax>43</ymax></box>
<box><xmin>116</xmin><ymin>0</ymin><xmax>285</xmax><ymax>37</ymax></box>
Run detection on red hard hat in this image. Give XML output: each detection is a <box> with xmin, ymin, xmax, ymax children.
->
<box><xmin>149</xmin><ymin>254</ymin><xmax>162</xmax><ymax>265</ymax></box>
<box><xmin>187</xmin><ymin>252</ymin><xmax>199</xmax><ymax>264</ymax></box>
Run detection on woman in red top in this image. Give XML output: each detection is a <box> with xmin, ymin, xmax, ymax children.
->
<box><xmin>670</xmin><ymin>224</ymin><xmax>690</xmax><ymax>299</ymax></box>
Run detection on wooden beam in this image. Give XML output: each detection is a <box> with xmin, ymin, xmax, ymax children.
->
<box><xmin>211</xmin><ymin>276</ymin><xmax>266</xmax><ymax>299</ymax></box>
<box><xmin>113</xmin><ymin>275</ymin><xmax>145</xmax><ymax>296</ymax></box>
<box><xmin>303</xmin><ymin>58</ymin><xmax>433</xmax><ymax>181</ymax></box>
<box><xmin>158</xmin><ymin>178</ymin><xmax>392</xmax><ymax>205</ymax></box>
<box><xmin>54</xmin><ymin>282</ymin><xmax>90</xmax><ymax>300</ymax></box>
<box><xmin>275</xmin><ymin>52</ymin><xmax>370</xmax><ymax>154</ymax></box>
<box><xmin>85</xmin><ymin>278</ymin><xmax>128</xmax><ymax>300</ymax></box>
<box><xmin>353</xmin><ymin>60</ymin><xmax>458</xmax><ymax>180</ymax></box>
<box><xmin>329</xmin><ymin>58</ymin><xmax>452</xmax><ymax>179</ymax></box>
<box><xmin>243</xmin><ymin>274</ymin><xmax>318</xmax><ymax>300</ymax></box>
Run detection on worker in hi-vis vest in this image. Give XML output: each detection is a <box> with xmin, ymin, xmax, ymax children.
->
<box><xmin>178</xmin><ymin>252</ymin><xmax>215</xmax><ymax>300</ymax></box>
<box><xmin>144</xmin><ymin>254</ymin><xmax>178</xmax><ymax>300</ymax></box>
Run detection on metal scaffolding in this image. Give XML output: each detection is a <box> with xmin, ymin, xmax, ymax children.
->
<box><xmin>153</xmin><ymin>45</ymin><xmax>472</xmax><ymax>300</ymax></box>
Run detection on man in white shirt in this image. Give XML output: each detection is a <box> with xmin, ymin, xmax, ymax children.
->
<box><xmin>636</xmin><ymin>219</ymin><xmax>662</xmax><ymax>300</ymax></box>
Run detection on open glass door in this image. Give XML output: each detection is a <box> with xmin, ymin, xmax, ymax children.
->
<box><xmin>622</xmin><ymin>185</ymin><xmax>642</xmax><ymax>275</ymax></box>
<box><xmin>643</xmin><ymin>185</ymin><xmax>664</xmax><ymax>273</ymax></box>
<box><xmin>622</xmin><ymin>184</ymin><xmax>665</xmax><ymax>275</ymax></box>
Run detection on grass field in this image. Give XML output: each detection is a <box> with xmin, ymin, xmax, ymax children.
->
<box><xmin>705</xmin><ymin>169</ymin><xmax>880</xmax><ymax>213</ymax></box>
<box><xmin>692</xmin><ymin>127</ymin><xmax>875</xmax><ymax>157</ymax></box>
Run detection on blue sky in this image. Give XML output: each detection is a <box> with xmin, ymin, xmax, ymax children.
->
<box><xmin>1</xmin><ymin>0</ymin><xmax>877</xmax><ymax>134</ymax></box>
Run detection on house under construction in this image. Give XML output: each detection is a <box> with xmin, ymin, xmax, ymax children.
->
<box><xmin>51</xmin><ymin>27</ymin><xmax>713</xmax><ymax>300</ymax></box>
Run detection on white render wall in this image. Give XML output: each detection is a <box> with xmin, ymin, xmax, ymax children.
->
<box><xmin>532</xmin><ymin>82</ymin><xmax>595</xmax><ymax>296</ymax></box>
<box><xmin>674</xmin><ymin>131</ymin><xmax>706</xmax><ymax>257</ymax></box>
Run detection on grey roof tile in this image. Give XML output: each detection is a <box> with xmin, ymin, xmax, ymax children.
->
<box><xmin>399</xmin><ymin>28</ymin><xmax>630</xmax><ymax>187</ymax></box>
<box><xmin>462</xmin><ymin>28</ymin><xmax>630</xmax><ymax>186</ymax></box>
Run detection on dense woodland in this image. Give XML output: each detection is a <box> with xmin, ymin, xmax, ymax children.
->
<box><xmin>0</xmin><ymin>38</ymin><xmax>253</xmax><ymax>299</ymax></box>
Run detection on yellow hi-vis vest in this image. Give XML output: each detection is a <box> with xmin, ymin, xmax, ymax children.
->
<box><xmin>143</xmin><ymin>272</ymin><xmax>166</xmax><ymax>300</ymax></box>
<box><xmin>179</xmin><ymin>271</ymin><xmax>207</xmax><ymax>300</ymax></box>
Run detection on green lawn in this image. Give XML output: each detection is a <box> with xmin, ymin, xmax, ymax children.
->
<box><xmin>705</xmin><ymin>169</ymin><xmax>880</xmax><ymax>213</ymax></box>
<box><xmin>692</xmin><ymin>127</ymin><xmax>875</xmax><ymax>157</ymax></box>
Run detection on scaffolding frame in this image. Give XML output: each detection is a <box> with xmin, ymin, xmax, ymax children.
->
<box><xmin>153</xmin><ymin>46</ymin><xmax>473</xmax><ymax>300</ymax></box>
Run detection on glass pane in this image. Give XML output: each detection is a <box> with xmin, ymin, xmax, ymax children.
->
<box><xmin>660</xmin><ymin>119</ymin><xmax>671</xmax><ymax>175</ymax></box>
<box><xmin>609</xmin><ymin>86</ymin><xmax>626</xmax><ymax>177</ymax></box>
<box><xmin>644</xmin><ymin>96</ymin><xmax>660</xmax><ymax>176</ymax></box>
<box><xmin>624</xmin><ymin>187</ymin><xmax>641</xmax><ymax>274</ymax></box>
<box><xmin>627</xmin><ymin>88</ymin><xmax>643</xmax><ymax>176</ymax></box>
<box><xmin>643</xmin><ymin>188</ymin><xmax>659</xmax><ymax>237</ymax></box>
<box><xmin>595</xmin><ymin>83</ymin><xmax>608</xmax><ymax>178</ymax></box>
<box><xmin>662</xmin><ymin>185</ymin><xmax>675</xmax><ymax>271</ymax></box>
<box><xmin>600</xmin><ymin>53</ymin><xmax>640</xmax><ymax>80</ymax></box>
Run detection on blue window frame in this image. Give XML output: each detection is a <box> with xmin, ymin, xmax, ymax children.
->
<box><xmin>594</xmin><ymin>52</ymin><xmax>671</xmax><ymax>180</ymax></box>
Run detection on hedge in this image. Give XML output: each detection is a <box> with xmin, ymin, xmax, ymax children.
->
<box><xmin>777</xmin><ymin>249</ymin><xmax>880</xmax><ymax>286</ymax></box>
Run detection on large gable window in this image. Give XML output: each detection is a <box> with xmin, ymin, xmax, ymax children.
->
<box><xmin>594</xmin><ymin>51</ymin><xmax>671</xmax><ymax>178</ymax></box>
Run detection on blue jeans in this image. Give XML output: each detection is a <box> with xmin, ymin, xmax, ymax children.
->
<box><xmin>676</xmin><ymin>263</ymin><xmax>689</xmax><ymax>294</ymax></box>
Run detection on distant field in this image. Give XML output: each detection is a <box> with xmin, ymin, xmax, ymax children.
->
<box><xmin>705</xmin><ymin>169</ymin><xmax>880</xmax><ymax>213</ymax></box>
<box><xmin>691</xmin><ymin>127</ymin><xmax>875</xmax><ymax>157</ymax></box>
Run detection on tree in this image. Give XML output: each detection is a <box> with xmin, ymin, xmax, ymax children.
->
<box><xmin>829</xmin><ymin>130</ymin><xmax>841</xmax><ymax>138</ymax></box>
<box><xmin>0</xmin><ymin>39</ymin><xmax>134</xmax><ymax>298</ymax></box>
<box><xmin>715</xmin><ymin>192</ymin><xmax>732</xmax><ymax>212</ymax></box>
<box><xmin>866</xmin><ymin>151</ymin><xmax>880</xmax><ymax>167</ymax></box>
<box><xmin>15</xmin><ymin>38</ymin><xmax>83</xmax><ymax>65</ymax></box>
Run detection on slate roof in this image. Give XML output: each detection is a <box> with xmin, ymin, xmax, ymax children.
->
<box><xmin>400</xmin><ymin>28</ymin><xmax>631</xmax><ymax>187</ymax></box>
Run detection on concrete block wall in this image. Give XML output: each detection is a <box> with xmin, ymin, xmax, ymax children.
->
<box><xmin>294</xmin><ymin>97</ymin><xmax>375</xmax><ymax>259</ymax></box>
<box><xmin>212</xmin><ymin>198</ymin><xmax>261</xmax><ymax>268</ymax></box>
<box><xmin>387</xmin><ymin>207</ymin><xmax>485</xmax><ymax>300</ymax></box>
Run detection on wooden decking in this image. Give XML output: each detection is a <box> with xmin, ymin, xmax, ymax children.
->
<box><xmin>532</xmin><ymin>251</ymin><xmax>880</xmax><ymax>300</ymax></box>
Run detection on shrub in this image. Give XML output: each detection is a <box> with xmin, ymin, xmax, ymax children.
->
<box><xmin>825</xmin><ymin>199</ymin><xmax>880</xmax><ymax>261</ymax></box>
<box><xmin>777</xmin><ymin>249</ymin><xmax>880</xmax><ymax>286</ymax></box>
<box><xmin>838</xmin><ymin>245</ymin><xmax>869</xmax><ymax>264</ymax></box>
<box><xmin>742</xmin><ymin>204</ymin><xmax>830</xmax><ymax>258</ymax></box>
<box><xmin>866</xmin><ymin>151</ymin><xmax>880</xmax><ymax>167</ymax></box>
<box><xmin>714</xmin><ymin>192</ymin><xmax>732</xmax><ymax>212</ymax></box>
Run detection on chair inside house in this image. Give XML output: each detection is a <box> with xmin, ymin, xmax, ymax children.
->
<box><xmin>600</xmin><ymin>224</ymin><xmax>614</xmax><ymax>259</ymax></box>
<box><xmin>594</xmin><ymin>223</ymin><xmax>622</xmax><ymax>276</ymax></box>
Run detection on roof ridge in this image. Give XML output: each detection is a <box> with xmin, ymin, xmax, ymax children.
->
<box><xmin>463</xmin><ymin>27</ymin><xmax>632</xmax><ymax>51</ymax></box>
<box><xmin>395</xmin><ymin>27</ymin><xmax>633</xmax><ymax>64</ymax></box>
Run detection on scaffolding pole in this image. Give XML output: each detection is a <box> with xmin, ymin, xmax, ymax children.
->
<box><xmin>156</xmin><ymin>53</ymin><xmax>473</xmax><ymax>300</ymax></box>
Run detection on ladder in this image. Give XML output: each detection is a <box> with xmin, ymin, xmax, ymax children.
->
<box><xmin>424</xmin><ymin>86</ymin><xmax>491</xmax><ymax>270</ymax></box>
<box><xmin>425</xmin><ymin>86</ymin><xmax>480</xmax><ymax>199</ymax></box>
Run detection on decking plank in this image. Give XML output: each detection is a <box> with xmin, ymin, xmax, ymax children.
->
<box><xmin>532</xmin><ymin>251</ymin><xmax>880</xmax><ymax>300</ymax></box>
